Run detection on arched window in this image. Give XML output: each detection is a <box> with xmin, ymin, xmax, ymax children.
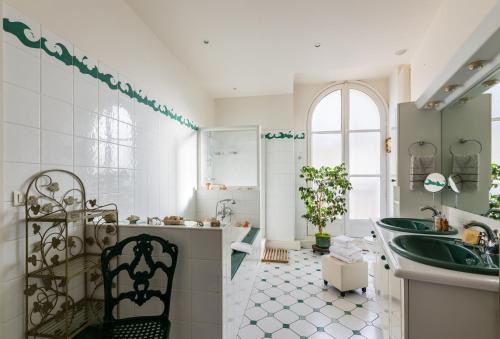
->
<box><xmin>308</xmin><ymin>82</ymin><xmax>387</xmax><ymax>236</ymax></box>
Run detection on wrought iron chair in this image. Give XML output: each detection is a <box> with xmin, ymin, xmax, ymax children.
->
<box><xmin>100</xmin><ymin>233</ymin><xmax>178</xmax><ymax>339</ymax></box>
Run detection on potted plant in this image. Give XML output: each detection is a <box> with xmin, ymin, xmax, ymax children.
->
<box><xmin>299</xmin><ymin>164</ymin><xmax>352</xmax><ymax>248</ymax></box>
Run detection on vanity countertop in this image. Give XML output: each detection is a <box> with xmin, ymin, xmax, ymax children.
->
<box><xmin>373</xmin><ymin>221</ymin><xmax>499</xmax><ymax>292</ymax></box>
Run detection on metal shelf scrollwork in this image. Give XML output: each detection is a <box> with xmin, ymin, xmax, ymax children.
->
<box><xmin>24</xmin><ymin>169</ymin><xmax>119</xmax><ymax>339</ymax></box>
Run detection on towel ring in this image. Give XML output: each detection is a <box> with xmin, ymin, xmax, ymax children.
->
<box><xmin>449</xmin><ymin>138</ymin><xmax>482</xmax><ymax>156</ymax></box>
<box><xmin>408</xmin><ymin>141</ymin><xmax>437</xmax><ymax>157</ymax></box>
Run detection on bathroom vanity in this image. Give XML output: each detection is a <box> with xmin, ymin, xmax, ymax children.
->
<box><xmin>116</xmin><ymin>223</ymin><xmax>262</xmax><ymax>339</ymax></box>
<box><xmin>372</xmin><ymin>221</ymin><xmax>499</xmax><ymax>339</ymax></box>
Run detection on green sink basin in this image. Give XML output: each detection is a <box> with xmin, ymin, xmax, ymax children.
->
<box><xmin>377</xmin><ymin>218</ymin><xmax>458</xmax><ymax>235</ymax></box>
<box><xmin>389</xmin><ymin>235</ymin><xmax>499</xmax><ymax>275</ymax></box>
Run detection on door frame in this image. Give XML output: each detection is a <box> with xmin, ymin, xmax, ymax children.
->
<box><xmin>306</xmin><ymin>81</ymin><xmax>389</xmax><ymax>237</ymax></box>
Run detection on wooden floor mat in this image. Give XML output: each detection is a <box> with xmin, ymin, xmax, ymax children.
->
<box><xmin>262</xmin><ymin>248</ymin><xmax>289</xmax><ymax>263</ymax></box>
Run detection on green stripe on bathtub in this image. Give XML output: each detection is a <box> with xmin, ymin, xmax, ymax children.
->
<box><xmin>3</xmin><ymin>17</ymin><xmax>198</xmax><ymax>131</ymax></box>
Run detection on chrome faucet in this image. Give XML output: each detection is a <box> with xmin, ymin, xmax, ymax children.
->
<box><xmin>464</xmin><ymin>221</ymin><xmax>499</xmax><ymax>254</ymax></box>
<box><xmin>420</xmin><ymin>205</ymin><xmax>440</xmax><ymax>218</ymax></box>
<box><xmin>215</xmin><ymin>199</ymin><xmax>236</xmax><ymax>224</ymax></box>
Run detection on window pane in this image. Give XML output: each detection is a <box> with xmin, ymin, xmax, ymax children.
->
<box><xmin>311</xmin><ymin>90</ymin><xmax>341</xmax><ymax>132</ymax></box>
<box><xmin>349</xmin><ymin>132</ymin><xmax>380</xmax><ymax>175</ymax></box>
<box><xmin>349</xmin><ymin>177</ymin><xmax>380</xmax><ymax>219</ymax></box>
<box><xmin>311</xmin><ymin>134</ymin><xmax>342</xmax><ymax>167</ymax></box>
<box><xmin>485</xmin><ymin>83</ymin><xmax>500</xmax><ymax>118</ymax></box>
<box><xmin>349</xmin><ymin>89</ymin><xmax>380</xmax><ymax>130</ymax></box>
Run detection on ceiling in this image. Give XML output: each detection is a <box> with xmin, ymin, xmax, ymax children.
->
<box><xmin>126</xmin><ymin>0</ymin><xmax>442</xmax><ymax>98</ymax></box>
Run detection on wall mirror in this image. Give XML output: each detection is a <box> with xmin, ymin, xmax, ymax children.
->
<box><xmin>199</xmin><ymin>126</ymin><xmax>260</xmax><ymax>188</ymax></box>
<box><xmin>441</xmin><ymin>67</ymin><xmax>500</xmax><ymax>219</ymax></box>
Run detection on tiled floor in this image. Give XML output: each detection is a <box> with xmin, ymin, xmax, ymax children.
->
<box><xmin>237</xmin><ymin>249</ymin><xmax>383</xmax><ymax>339</ymax></box>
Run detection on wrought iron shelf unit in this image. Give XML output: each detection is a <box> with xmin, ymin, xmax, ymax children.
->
<box><xmin>24</xmin><ymin>169</ymin><xmax>119</xmax><ymax>339</ymax></box>
<box><xmin>26</xmin><ymin>299</ymin><xmax>104</xmax><ymax>339</ymax></box>
<box><xmin>27</xmin><ymin>253</ymin><xmax>101</xmax><ymax>280</ymax></box>
<box><xmin>28</xmin><ymin>208</ymin><xmax>117</xmax><ymax>223</ymax></box>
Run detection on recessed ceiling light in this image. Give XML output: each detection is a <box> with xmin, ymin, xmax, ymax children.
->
<box><xmin>482</xmin><ymin>79</ymin><xmax>498</xmax><ymax>87</ymax></box>
<box><xmin>395</xmin><ymin>49</ymin><xmax>407</xmax><ymax>56</ymax></box>
<box><xmin>314</xmin><ymin>43</ymin><xmax>321</xmax><ymax>48</ymax></box>
<box><xmin>233</xmin><ymin>87</ymin><xmax>237</xmax><ymax>90</ymax></box>
<box><xmin>203</xmin><ymin>39</ymin><xmax>210</xmax><ymax>45</ymax></box>
<box><xmin>443</xmin><ymin>84</ymin><xmax>460</xmax><ymax>93</ymax></box>
<box><xmin>467</xmin><ymin>60</ymin><xmax>487</xmax><ymax>71</ymax></box>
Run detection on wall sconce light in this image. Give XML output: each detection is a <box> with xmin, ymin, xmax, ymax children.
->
<box><xmin>467</xmin><ymin>60</ymin><xmax>487</xmax><ymax>71</ymax></box>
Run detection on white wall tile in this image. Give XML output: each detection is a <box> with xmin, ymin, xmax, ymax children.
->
<box><xmin>191</xmin><ymin>259</ymin><xmax>222</xmax><ymax>292</ymax></box>
<box><xmin>74</xmin><ymin>49</ymin><xmax>98</xmax><ymax>113</ymax></box>
<box><xmin>99</xmin><ymin>141</ymin><xmax>118</xmax><ymax>168</ymax></box>
<box><xmin>99</xmin><ymin>64</ymin><xmax>119</xmax><ymax>119</ymax></box>
<box><xmin>3</xmin><ymin>162</ymin><xmax>40</xmax><ymax>202</ymax></box>
<box><xmin>1</xmin><ymin>277</ymin><xmax>24</xmax><ymax>322</ymax></box>
<box><xmin>74</xmin><ymin>108</ymin><xmax>98</xmax><ymax>139</ymax></box>
<box><xmin>41</xmin><ymin>95</ymin><xmax>73</xmax><ymax>135</ymax></box>
<box><xmin>1</xmin><ymin>204</ymin><xmax>26</xmax><ymax>241</ymax></box>
<box><xmin>191</xmin><ymin>231</ymin><xmax>221</xmax><ymax>260</ymax></box>
<box><xmin>4</xmin><ymin>83</ymin><xmax>40</xmax><ymax>128</ymax></box>
<box><xmin>191</xmin><ymin>291</ymin><xmax>222</xmax><ymax>323</ymax></box>
<box><xmin>41</xmin><ymin>130</ymin><xmax>73</xmax><ymax>166</ymax></box>
<box><xmin>98</xmin><ymin>116</ymin><xmax>118</xmax><ymax>143</ymax></box>
<box><xmin>118</xmin><ymin>75</ymin><xmax>135</xmax><ymax>125</ymax></box>
<box><xmin>74</xmin><ymin>137</ymin><xmax>98</xmax><ymax>167</ymax></box>
<box><xmin>2</xmin><ymin>314</ymin><xmax>24</xmax><ymax>339</ymax></box>
<box><xmin>4</xmin><ymin>43</ymin><xmax>40</xmax><ymax>92</ymax></box>
<box><xmin>4</xmin><ymin>123</ymin><xmax>40</xmax><ymax>163</ymax></box>
<box><xmin>119</xmin><ymin>145</ymin><xmax>134</xmax><ymax>169</ymax></box>
<box><xmin>74</xmin><ymin>166</ymin><xmax>98</xmax><ymax>195</ymax></box>
<box><xmin>118</xmin><ymin>121</ymin><xmax>134</xmax><ymax>147</ymax></box>
<box><xmin>41</xmin><ymin>55</ymin><xmax>73</xmax><ymax>103</ymax></box>
<box><xmin>2</xmin><ymin>238</ymin><xmax>25</xmax><ymax>282</ymax></box>
<box><xmin>99</xmin><ymin>168</ymin><xmax>119</xmax><ymax>194</ymax></box>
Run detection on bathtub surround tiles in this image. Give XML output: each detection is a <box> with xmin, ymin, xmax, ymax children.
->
<box><xmin>1</xmin><ymin>5</ymin><xmax>199</xmax><ymax>338</ymax></box>
<box><xmin>196</xmin><ymin>189</ymin><xmax>260</xmax><ymax>226</ymax></box>
<box><xmin>238</xmin><ymin>250</ymin><xmax>382</xmax><ymax>339</ymax></box>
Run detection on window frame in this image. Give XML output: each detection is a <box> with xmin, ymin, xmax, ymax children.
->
<box><xmin>306</xmin><ymin>81</ymin><xmax>388</xmax><ymax>236</ymax></box>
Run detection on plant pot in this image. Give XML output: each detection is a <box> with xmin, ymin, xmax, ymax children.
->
<box><xmin>315</xmin><ymin>232</ymin><xmax>331</xmax><ymax>248</ymax></box>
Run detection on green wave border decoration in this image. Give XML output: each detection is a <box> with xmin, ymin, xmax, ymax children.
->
<box><xmin>264</xmin><ymin>131</ymin><xmax>305</xmax><ymax>140</ymax></box>
<box><xmin>3</xmin><ymin>18</ymin><xmax>199</xmax><ymax>131</ymax></box>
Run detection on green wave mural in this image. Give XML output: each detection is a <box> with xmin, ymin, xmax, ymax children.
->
<box><xmin>264</xmin><ymin>131</ymin><xmax>305</xmax><ymax>140</ymax></box>
<box><xmin>3</xmin><ymin>18</ymin><xmax>198</xmax><ymax>131</ymax></box>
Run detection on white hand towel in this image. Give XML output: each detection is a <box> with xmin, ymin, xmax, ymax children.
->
<box><xmin>231</xmin><ymin>242</ymin><xmax>253</xmax><ymax>254</ymax></box>
<box><xmin>330</xmin><ymin>251</ymin><xmax>363</xmax><ymax>263</ymax></box>
<box><xmin>452</xmin><ymin>154</ymin><xmax>479</xmax><ymax>190</ymax></box>
<box><xmin>333</xmin><ymin>235</ymin><xmax>354</xmax><ymax>248</ymax></box>
<box><xmin>409</xmin><ymin>155</ymin><xmax>435</xmax><ymax>191</ymax></box>
<box><xmin>330</xmin><ymin>245</ymin><xmax>362</xmax><ymax>257</ymax></box>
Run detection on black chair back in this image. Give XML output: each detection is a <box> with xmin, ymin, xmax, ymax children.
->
<box><xmin>101</xmin><ymin>233</ymin><xmax>178</xmax><ymax>323</ymax></box>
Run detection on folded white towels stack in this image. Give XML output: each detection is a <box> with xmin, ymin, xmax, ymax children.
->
<box><xmin>231</xmin><ymin>241</ymin><xmax>253</xmax><ymax>254</ymax></box>
<box><xmin>333</xmin><ymin>235</ymin><xmax>354</xmax><ymax>248</ymax></box>
<box><xmin>329</xmin><ymin>236</ymin><xmax>363</xmax><ymax>263</ymax></box>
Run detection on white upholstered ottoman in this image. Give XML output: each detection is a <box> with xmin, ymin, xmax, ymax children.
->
<box><xmin>321</xmin><ymin>255</ymin><xmax>368</xmax><ymax>297</ymax></box>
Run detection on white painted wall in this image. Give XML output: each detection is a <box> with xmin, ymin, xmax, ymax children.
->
<box><xmin>410</xmin><ymin>0</ymin><xmax>497</xmax><ymax>101</ymax></box>
<box><xmin>214</xmin><ymin>94</ymin><xmax>293</xmax><ymax>129</ymax></box>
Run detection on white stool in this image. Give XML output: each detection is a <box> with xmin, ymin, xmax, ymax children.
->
<box><xmin>321</xmin><ymin>255</ymin><xmax>368</xmax><ymax>297</ymax></box>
